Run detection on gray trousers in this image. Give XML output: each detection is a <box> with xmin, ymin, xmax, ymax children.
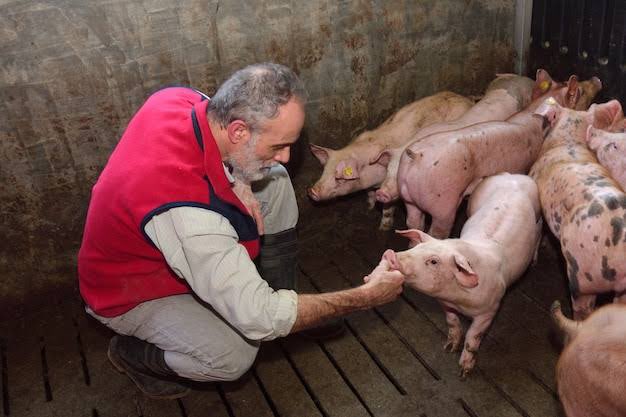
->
<box><xmin>88</xmin><ymin>165</ymin><xmax>298</xmax><ymax>381</ymax></box>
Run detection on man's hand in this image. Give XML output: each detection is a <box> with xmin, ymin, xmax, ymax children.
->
<box><xmin>291</xmin><ymin>255</ymin><xmax>405</xmax><ymax>334</ymax></box>
<box><xmin>232</xmin><ymin>180</ymin><xmax>265</xmax><ymax>235</ymax></box>
<box><xmin>361</xmin><ymin>258</ymin><xmax>405</xmax><ymax>306</ymax></box>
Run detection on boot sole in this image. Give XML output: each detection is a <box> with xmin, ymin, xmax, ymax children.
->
<box><xmin>107</xmin><ymin>342</ymin><xmax>190</xmax><ymax>400</ymax></box>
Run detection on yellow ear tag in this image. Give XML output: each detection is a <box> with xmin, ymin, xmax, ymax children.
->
<box><xmin>546</xmin><ymin>97</ymin><xmax>557</xmax><ymax>105</ymax></box>
<box><xmin>540</xmin><ymin>80</ymin><xmax>551</xmax><ymax>92</ymax></box>
<box><xmin>343</xmin><ymin>166</ymin><xmax>353</xmax><ymax>177</ymax></box>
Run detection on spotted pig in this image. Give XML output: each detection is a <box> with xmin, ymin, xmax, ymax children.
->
<box><xmin>529</xmin><ymin>99</ymin><xmax>626</xmax><ymax>319</ymax></box>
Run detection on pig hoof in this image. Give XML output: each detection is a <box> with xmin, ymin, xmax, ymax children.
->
<box><xmin>459</xmin><ymin>367</ymin><xmax>473</xmax><ymax>379</ymax></box>
<box><xmin>443</xmin><ymin>341</ymin><xmax>460</xmax><ymax>353</ymax></box>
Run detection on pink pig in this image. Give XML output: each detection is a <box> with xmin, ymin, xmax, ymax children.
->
<box><xmin>586</xmin><ymin>126</ymin><xmax>626</xmax><ymax>190</ymax></box>
<box><xmin>384</xmin><ymin>173</ymin><xmax>542</xmax><ymax>377</ymax></box>
<box><xmin>373</xmin><ymin>71</ymin><xmax>546</xmax><ymax>205</ymax></box>
<box><xmin>308</xmin><ymin>91</ymin><xmax>473</xmax><ymax>230</ymax></box>
<box><xmin>551</xmin><ymin>301</ymin><xmax>626</xmax><ymax>417</ymax></box>
<box><xmin>395</xmin><ymin>76</ymin><xmax>586</xmax><ymax>239</ymax></box>
<box><xmin>375</xmin><ymin>74</ymin><xmax>601</xmax><ymax>206</ymax></box>
<box><xmin>529</xmin><ymin>99</ymin><xmax>626</xmax><ymax>319</ymax></box>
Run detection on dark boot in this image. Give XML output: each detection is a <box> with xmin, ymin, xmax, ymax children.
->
<box><xmin>107</xmin><ymin>335</ymin><xmax>191</xmax><ymax>399</ymax></box>
<box><xmin>258</xmin><ymin>228</ymin><xmax>299</xmax><ymax>290</ymax></box>
<box><xmin>258</xmin><ymin>228</ymin><xmax>345</xmax><ymax>339</ymax></box>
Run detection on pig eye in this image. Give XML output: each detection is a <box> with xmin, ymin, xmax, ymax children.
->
<box><xmin>426</xmin><ymin>258</ymin><xmax>439</xmax><ymax>266</ymax></box>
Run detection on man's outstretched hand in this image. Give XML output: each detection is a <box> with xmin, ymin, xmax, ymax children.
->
<box><xmin>362</xmin><ymin>257</ymin><xmax>405</xmax><ymax>306</ymax></box>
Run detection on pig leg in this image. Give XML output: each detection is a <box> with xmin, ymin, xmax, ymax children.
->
<box><xmin>442</xmin><ymin>307</ymin><xmax>464</xmax><ymax>352</ymax></box>
<box><xmin>571</xmin><ymin>293</ymin><xmax>596</xmax><ymax>320</ymax></box>
<box><xmin>428</xmin><ymin>198</ymin><xmax>462</xmax><ymax>239</ymax></box>
<box><xmin>459</xmin><ymin>312</ymin><xmax>496</xmax><ymax>378</ymax></box>
<box><xmin>367</xmin><ymin>191</ymin><xmax>377</xmax><ymax>210</ymax></box>
<box><xmin>379</xmin><ymin>203</ymin><xmax>396</xmax><ymax>231</ymax></box>
<box><xmin>613</xmin><ymin>290</ymin><xmax>626</xmax><ymax>304</ymax></box>
<box><xmin>405</xmin><ymin>203</ymin><xmax>426</xmax><ymax>232</ymax></box>
<box><xmin>532</xmin><ymin>221</ymin><xmax>543</xmax><ymax>266</ymax></box>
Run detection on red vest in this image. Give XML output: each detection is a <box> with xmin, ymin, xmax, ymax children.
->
<box><xmin>78</xmin><ymin>87</ymin><xmax>260</xmax><ymax>317</ymax></box>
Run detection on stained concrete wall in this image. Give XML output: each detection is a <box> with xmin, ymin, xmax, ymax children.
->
<box><xmin>0</xmin><ymin>0</ymin><xmax>515</xmax><ymax>312</ymax></box>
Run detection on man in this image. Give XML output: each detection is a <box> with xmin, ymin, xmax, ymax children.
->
<box><xmin>78</xmin><ymin>63</ymin><xmax>405</xmax><ymax>400</ymax></box>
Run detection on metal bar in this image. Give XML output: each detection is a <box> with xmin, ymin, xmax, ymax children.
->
<box><xmin>514</xmin><ymin>0</ymin><xmax>534</xmax><ymax>74</ymax></box>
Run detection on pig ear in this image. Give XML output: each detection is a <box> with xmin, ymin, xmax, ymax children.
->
<box><xmin>395</xmin><ymin>229</ymin><xmax>433</xmax><ymax>245</ymax></box>
<box><xmin>335</xmin><ymin>159</ymin><xmax>360</xmax><ymax>179</ymax></box>
<box><xmin>369</xmin><ymin>149</ymin><xmax>392</xmax><ymax>167</ymax></box>
<box><xmin>592</xmin><ymin>100</ymin><xmax>623</xmax><ymax>130</ymax></box>
<box><xmin>564</xmin><ymin>75</ymin><xmax>581</xmax><ymax>109</ymax></box>
<box><xmin>532</xmin><ymin>69</ymin><xmax>554</xmax><ymax>99</ymax></box>
<box><xmin>453</xmin><ymin>254</ymin><xmax>479</xmax><ymax>288</ymax></box>
<box><xmin>585</xmin><ymin>125</ymin><xmax>599</xmax><ymax>147</ymax></box>
<box><xmin>309</xmin><ymin>144</ymin><xmax>332</xmax><ymax>165</ymax></box>
<box><xmin>534</xmin><ymin>97</ymin><xmax>561</xmax><ymax>124</ymax></box>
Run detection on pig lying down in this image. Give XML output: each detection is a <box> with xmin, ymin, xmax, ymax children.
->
<box><xmin>529</xmin><ymin>99</ymin><xmax>626</xmax><ymax>320</ymax></box>
<box><xmin>551</xmin><ymin>301</ymin><xmax>626</xmax><ymax>417</ymax></box>
<box><xmin>586</xmin><ymin>126</ymin><xmax>626</xmax><ymax>190</ymax></box>
<box><xmin>384</xmin><ymin>173</ymin><xmax>542</xmax><ymax>376</ymax></box>
<box><xmin>307</xmin><ymin>91</ymin><xmax>473</xmax><ymax>230</ymax></box>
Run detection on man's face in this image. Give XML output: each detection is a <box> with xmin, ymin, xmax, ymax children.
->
<box><xmin>229</xmin><ymin>98</ymin><xmax>305</xmax><ymax>182</ymax></box>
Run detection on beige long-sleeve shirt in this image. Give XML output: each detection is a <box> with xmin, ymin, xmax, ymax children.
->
<box><xmin>143</xmin><ymin>202</ymin><xmax>298</xmax><ymax>342</ymax></box>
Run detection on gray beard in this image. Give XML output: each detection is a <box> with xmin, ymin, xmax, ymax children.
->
<box><xmin>228</xmin><ymin>135</ymin><xmax>269</xmax><ymax>183</ymax></box>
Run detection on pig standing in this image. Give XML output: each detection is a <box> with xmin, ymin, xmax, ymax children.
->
<box><xmin>395</xmin><ymin>76</ymin><xmax>587</xmax><ymax>239</ymax></box>
<box><xmin>551</xmin><ymin>301</ymin><xmax>626</xmax><ymax>417</ymax></box>
<box><xmin>375</xmin><ymin>74</ymin><xmax>602</xmax><ymax>205</ymax></box>
<box><xmin>308</xmin><ymin>91</ymin><xmax>473</xmax><ymax>230</ymax></box>
<box><xmin>373</xmin><ymin>71</ymin><xmax>546</xmax><ymax>205</ymax></box>
<box><xmin>529</xmin><ymin>99</ymin><xmax>626</xmax><ymax>319</ymax></box>
<box><xmin>384</xmin><ymin>173</ymin><xmax>542</xmax><ymax>376</ymax></box>
<box><xmin>586</xmin><ymin>126</ymin><xmax>626</xmax><ymax>190</ymax></box>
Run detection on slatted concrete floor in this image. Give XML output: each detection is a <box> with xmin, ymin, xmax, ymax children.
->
<box><xmin>0</xmin><ymin>197</ymin><xmax>571</xmax><ymax>417</ymax></box>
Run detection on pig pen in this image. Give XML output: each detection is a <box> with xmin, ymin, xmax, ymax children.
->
<box><xmin>2</xmin><ymin>0</ymin><xmax>613</xmax><ymax>416</ymax></box>
<box><xmin>0</xmin><ymin>195</ymin><xmax>573</xmax><ymax>417</ymax></box>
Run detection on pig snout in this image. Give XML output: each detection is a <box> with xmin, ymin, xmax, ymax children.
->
<box><xmin>307</xmin><ymin>187</ymin><xmax>321</xmax><ymax>201</ymax></box>
<box><xmin>375</xmin><ymin>188</ymin><xmax>393</xmax><ymax>204</ymax></box>
<box><xmin>383</xmin><ymin>249</ymin><xmax>401</xmax><ymax>271</ymax></box>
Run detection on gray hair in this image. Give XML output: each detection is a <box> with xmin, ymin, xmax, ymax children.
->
<box><xmin>207</xmin><ymin>63</ymin><xmax>307</xmax><ymax>132</ymax></box>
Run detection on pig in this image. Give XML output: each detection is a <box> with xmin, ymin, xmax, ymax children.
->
<box><xmin>529</xmin><ymin>98</ymin><xmax>626</xmax><ymax>320</ymax></box>
<box><xmin>586</xmin><ymin>126</ymin><xmax>626</xmax><ymax>190</ymax></box>
<box><xmin>383</xmin><ymin>173</ymin><xmax>542</xmax><ymax>377</ymax></box>
<box><xmin>308</xmin><ymin>91</ymin><xmax>473</xmax><ymax>230</ymax></box>
<box><xmin>373</xmin><ymin>70</ymin><xmax>556</xmax><ymax>205</ymax></box>
<box><xmin>394</xmin><ymin>75</ymin><xmax>587</xmax><ymax>239</ymax></box>
<box><xmin>551</xmin><ymin>301</ymin><xmax>626</xmax><ymax>417</ymax></box>
<box><xmin>375</xmin><ymin>73</ymin><xmax>602</xmax><ymax>206</ymax></box>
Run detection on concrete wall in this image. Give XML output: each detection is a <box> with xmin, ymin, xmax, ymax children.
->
<box><xmin>0</xmin><ymin>0</ymin><xmax>515</xmax><ymax>311</ymax></box>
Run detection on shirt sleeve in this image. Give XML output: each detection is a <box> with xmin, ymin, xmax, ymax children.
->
<box><xmin>143</xmin><ymin>206</ymin><xmax>298</xmax><ymax>341</ymax></box>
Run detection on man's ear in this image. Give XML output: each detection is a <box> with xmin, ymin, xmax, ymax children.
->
<box><xmin>226</xmin><ymin>120</ymin><xmax>250</xmax><ymax>144</ymax></box>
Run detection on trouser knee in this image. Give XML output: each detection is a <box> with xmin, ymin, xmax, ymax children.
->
<box><xmin>195</xmin><ymin>339</ymin><xmax>259</xmax><ymax>382</ymax></box>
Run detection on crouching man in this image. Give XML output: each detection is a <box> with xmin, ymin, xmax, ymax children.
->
<box><xmin>77</xmin><ymin>63</ymin><xmax>405</xmax><ymax>399</ymax></box>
